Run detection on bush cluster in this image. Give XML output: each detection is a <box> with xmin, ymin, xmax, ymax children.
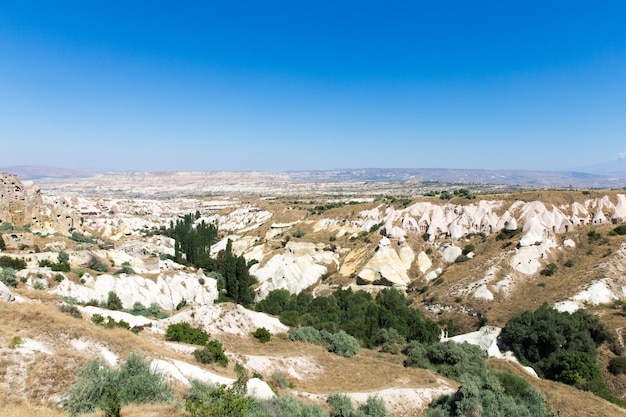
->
<box><xmin>326</xmin><ymin>393</ymin><xmax>387</xmax><ymax>417</ymax></box>
<box><xmin>125</xmin><ymin>301</ymin><xmax>168</xmax><ymax>319</ymax></box>
<box><xmin>289</xmin><ymin>327</ymin><xmax>360</xmax><ymax>357</ymax></box>
<box><xmin>252</xmin><ymin>327</ymin><xmax>271</xmax><ymax>343</ymax></box>
<box><xmin>193</xmin><ymin>340</ymin><xmax>228</xmax><ymax>367</ymax></box>
<box><xmin>259</xmin><ymin>287</ymin><xmax>439</xmax><ymax>348</ymax></box>
<box><xmin>499</xmin><ymin>304</ymin><xmax>621</xmax><ymax>405</ymax></box>
<box><xmin>0</xmin><ymin>256</ymin><xmax>26</xmax><ymax>270</ymax></box>
<box><xmin>0</xmin><ymin>267</ymin><xmax>17</xmax><ymax>288</ymax></box>
<box><xmin>403</xmin><ymin>340</ymin><xmax>549</xmax><ymax>416</ymax></box>
<box><xmin>62</xmin><ymin>353</ymin><xmax>172</xmax><ymax>417</ymax></box>
<box><xmin>165</xmin><ymin>322</ymin><xmax>210</xmax><ymax>346</ymax></box>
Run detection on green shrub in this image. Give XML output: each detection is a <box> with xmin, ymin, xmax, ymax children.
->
<box><xmin>614</xmin><ymin>225</ymin><xmax>626</xmax><ymax>235</ymax></box>
<box><xmin>327</xmin><ymin>393</ymin><xmax>354</xmax><ymax>417</ymax></box>
<box><xmin>588</xmin><ymin>230</ymin><xmax>602</xmax><ymax>242</ymax></box>
<box><xmin>106</xmin><ymin>291</ymin><xmax>123</xmax><ymax>310</ymax></box>
<box><xmin>248</xmin><ymin>395</ymin><xmax>327</xmax><ymax>417</ymax></box>
<box><xmin>495</xmin><ymin>372</ymin><xmax>533</xmax><ymax>398</ymax></box>
<box><xmin>253</xmin><ymin>327</ymin><xmax>271</xmax><ymax>343</ymax></box>
<box><xmin>454</xmin><ymin>255</ymin><xmax>469</xmax><ymax>263</ymax></box>
<box><xmin>292</xmin><ymin>229</ymin><xmax>305</xmax><ymax>238</ymax></box>
<box><xmin>496</xmin><ymin>228</ymin><xmax>521</xmax><ymax>241</ymax></box>
<box><xmin>33</xmin><ymin>280</ymin><xmax>45</xmax><ymax>290</ymax></box>
<box><xmin>0</xmin><ymin>267</ymin><xmax>17</xmax><ymax>288</ymax></box>
<box><xmin>183</xmin><ymin>367</ymin><xmax>250</xmax><ymax>417</ymax></box>
<box><xmin>60</xmin><ymin>304</ymin><xmax>83</xmax><ymax>319</ymax></box>
<box><xmin>403</xmin><ymin>341</ymin><xmax>431</xmax><ymax>369</ymax></box>
<box><xmin>113</xmin><ymin>265</ymin><xmax>136</xmax><ymax>275</ymax></box>
<box><xmin>9</xmin><ymin>336</ymin><xmax>24</xmax><ymax>349</ymax></box>
<box><xmin>193</xmin><ymin>340</ymin><xmax>228</xmax><ymax>367</ymax></box>
<box><xmin>540</xmin><ymin>263</ymin><xmax>557</xmax><ymax>276</ymax></box>
<box><xmin>426</xmin><ymin>373</ymin><xmax>549</xmax><ymax>417</ymax></box>
<box><xmin>62</xmin><ymin>353</ymin><xmax>172</xmax><ymax>417</ymax></box>
<box><xmin>375</xmin><ymin>328</ymin><xmax>405</xmax><ymax>355</ymax></box>
<box><xmin>289</xmin><ymin>327</ymin><xmax>323</xmax><ymax>344</ymax></box>
<box><xmin>357</xmin><ymin>395</ymin><xmax>387</xmax><ymax>417</ymax></box>
<box><xmin>54</xmin><ymin>274</ymin><xmax>65</xmax><ymax>282</ymax></box>
<box><xmin>269</xmin><ymin>371</ymin><xmax>294</xmax><ymax>389</ymax></box>
<box><xmin>70</xmin><ymin>231</ymin><xmax>96</xmax><ymax>244</ymax></box>
<box><xmin>405</xmin><ymin>341</ymin><xmax>487</xmax><ymax>381</ymax></box>
<box><xmin>327</xmin><ymin>331</ymin><xmax>360</xmax><ymax>357</ymax></box>
<box><xmin>609</xmin><ymin>356</ymin><xmax>626</xmax><ymax>375</ymax></box>
<box><xmin>0</xmin><ymin>256</ymin><xmax>26</xmax><ymax>270</ymax></box>
<box><xmin>165</xmin><ymin>322</ymin><xmax>210</xmax><ymax>346</ymax></box>
<box><xmin>462</xmin><ymin>244</ymin><xmax>474</xmax><ymax>255</ymax></box>
<box><xmin>89</xmin><ymin>257</ymin><xmax>110</xmax><ymax>273</ymax></box>
<box><xmin>279</xmin><ymin>310</ymin><xmax>301</xmax><ymax>327</ymax></box>
<box><xmin>58</xmin><ymin>250</ymin><xmax>70</xmax><ymax>263</ymax></box>
<box><xmin>564</xmin><ymin>259</ymin><xmax>574</xmax><ymax>267</ymax></box>
<box><xmin>91</xmin><ymin>313</ymin><xmax>105</xmax><ymax>325</ymax></box>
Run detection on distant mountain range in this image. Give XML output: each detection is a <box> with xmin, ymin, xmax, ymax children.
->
<box><xmin>284</xmin><ymin>168</ymin><xmax>626</xmax><ymax>188</ymax></box>
<box><xmin>0</xmin><ymin>165</ymin><xmax>99</xmax><ymax>180</ymax></box>
<box><xmin>2</xmin><ymin>165</ymin><xmax>626</xmax><ymax>189</ymax></box>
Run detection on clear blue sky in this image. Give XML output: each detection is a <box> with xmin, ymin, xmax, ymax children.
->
<box><xmin>1</xmin><ymin>1</ymin><xmax>625</xmax><ymax>172</ymax></box>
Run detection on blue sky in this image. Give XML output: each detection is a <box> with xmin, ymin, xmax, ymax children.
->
<box><xmin>1</xmin><ymin>1</ymin><xmax>625</xmax><ymax>172</ymax></box>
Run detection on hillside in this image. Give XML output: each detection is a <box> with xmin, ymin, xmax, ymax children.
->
<box><xmin>2</xmin><ymin>171</ymin><xmax>626</xmax><ymax>416</ymax></box>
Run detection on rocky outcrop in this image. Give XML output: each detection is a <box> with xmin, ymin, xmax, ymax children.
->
<box><xmin>251</xmin><ymin>242</ymin><xmax>339</xmax><ymax>300</ymax></box>
<box><xmin>0</xmin><ymin>173</ymin><xmax>80</xmax><ymax>234</ymax></box>
<box><xmin>51</xmin><ymin>271</ymin><xmax>218</xmax><ymax>310</ymax></box>
<box><xmin>357</xmin><ymin>237</ymin><xmax>411</xmax><ymax>287</ymax></box>
<box><xmin>0</xmin><ymin>280</ymin><xmax>15</xmax><ymax>302</ymax></box>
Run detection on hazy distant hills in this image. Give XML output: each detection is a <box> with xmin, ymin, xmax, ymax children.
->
<box><xmin>2</xmin><ymin>165</ymin><xmax>626</xmax><ymax>189</ymax></box>
<box><xmin>0</xmin><ymin>165</ymin><xmax>99</xmax><ymax>179</ymax></box>
<box><xmin>284</xmin><ymin>168</ymin><xmax>626</xmax><ymax>188</ymax></box>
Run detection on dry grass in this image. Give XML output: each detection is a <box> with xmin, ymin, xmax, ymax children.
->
<box><xmin>489</xmin><ymin>359</ymin><xmax>626</xmax><ymax>417</ymax></box>
<box><xmin>0</xmin><ymin>399</ymin><xmax>180</xmax><ymax>417</ymax></box>
<box><xmin>219</xmin><ymin>332</ymin><xmax>453</xmax><ymax>393</ymax></box>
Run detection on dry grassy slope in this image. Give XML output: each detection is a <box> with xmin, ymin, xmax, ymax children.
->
<box><xmin>0</xmin><ymin>291</ymin><xmax>453</xmax><ymax>417</ymax></box>
<box><xmin>489</xmin><ymin>359</ymin><xmax>626</xmax><ymax>417</ymax></box>
<box><xmin>418</xmin><ymin>222</ymin><xmax>626</xmax><ymax>329</ymax></box>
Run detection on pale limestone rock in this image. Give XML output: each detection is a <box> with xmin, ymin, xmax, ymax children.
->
<box><xmin>440</xmin><ymin>244</ymin><xmax>462</xmax><ymax>263</ymax></box>
<box><xmin>357</xmin><ymin>243</ymin><xmax>411</xmax><ymax>287</ymax></box>
<box><xmin>52</xmin><ymin>271</ymin><xmax>218</xmax><ymax>310</ymax></box>
<box><xmin>424</xmin><ymin>268</ymin><xmax>442</xmax><ymax>282</ymax></box>
<box><xmin>416</xmin><ymin>251</ymin><xmax>432</xmax><ymax>274</ymax></box>
<box><xmin>0</xmin><ymin>280</ymin><xmax>15</xmax><ymax>302</ymax></box>
<box><xmin>563</xmin><ymin>239</ymin><xmax>576</xmax><ymax>248</ymax></box>
<box><xmin>474</xmin><ymin>284</ymin><xmax>494</xmax><ymax>301</ymax></box>
<box><xmin>398</xmin><ymin>245</ymin><xmax>415</xmax><ymax>270</ymax></box>
<box><xmin>251</xmin><ymin>242</ymin><xmax>338</xmax><ymax>300</ymax></box>
<box><xmin>510</xmin><ymin>239</ymin><xmax>556</xmax><ymax>275</ymax></box>
<box><xmin>612</xmin><ymin>194</ymin><xmax>626</xmax><ymax>221</ymax></box>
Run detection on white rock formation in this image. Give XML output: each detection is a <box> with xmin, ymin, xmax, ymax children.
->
<box><xmin>416</xmin><ymin>251</ymin><xmax>432</xmax><ymax>274</ymax></box>
<box><xmin>152</xmin><ymin>359</ymin><xmax>274</xmax><ymax>399</ymax></box>
<box><xmin>251</xmin><ymin>242</ymin><xmax>338</xmax><ymax>300</ymax></box>
<box><xmin>554</xmin><ymin>279</ymin><xmax>618</xmax><ymax>313</ymax></box>
<box><xmin>357</xmin><ymin>238</ymin><xmax>411</xmax><ymax>286</ymax></box>
<box><xmin>52</xmin><ymin>271</ymin><xmax>218</xmax><ymax>310</ymax></box>
<box><xmin>0</xmin><ymin>280</ymin><xmax>15</xmax><ymax>302</ymax></box>
<box><xmin>440</xmin><ymin>244</ymin><xmax>462</xmax><ymax>263</ymax></box>
<box><xmin>156</xmin><ymin>303</ymin><xmax>288</xmax><ymax>336</ymax></box>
